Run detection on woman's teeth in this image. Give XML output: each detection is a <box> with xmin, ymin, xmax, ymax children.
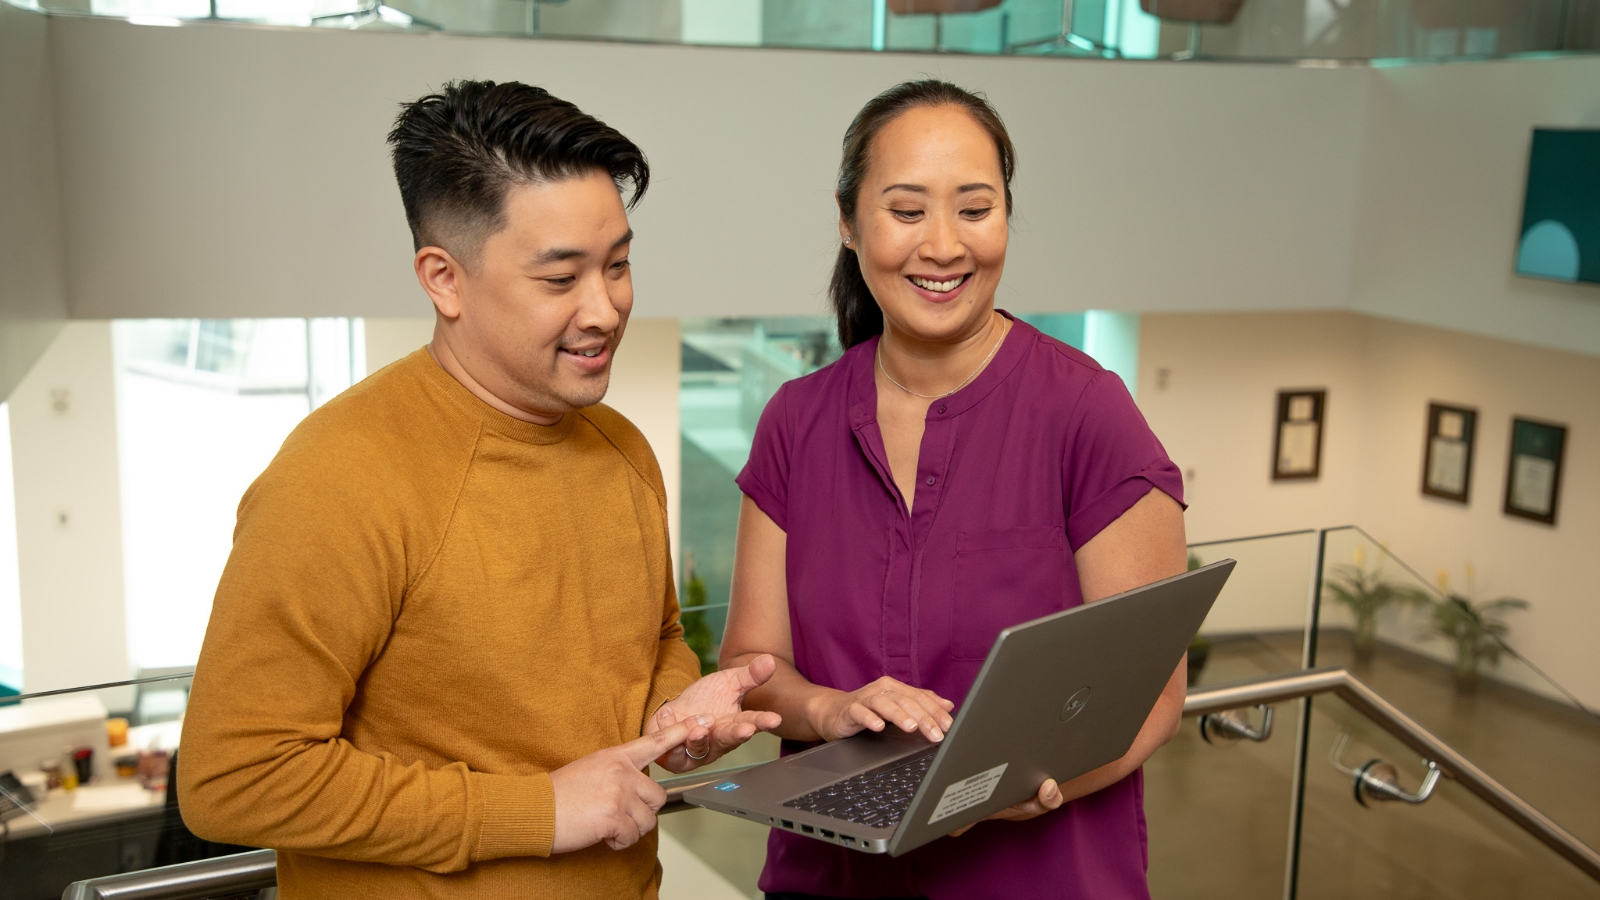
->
<box><xmin>910</xmin><ymin>275</ymin><xmax>965</xmax><ymax>293</ymax></box>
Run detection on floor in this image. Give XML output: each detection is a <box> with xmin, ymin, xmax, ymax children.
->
<box><xmin>659</xmin><ymin>634</ymin><xmax>1600</xmax><ymax>899</ymax></box>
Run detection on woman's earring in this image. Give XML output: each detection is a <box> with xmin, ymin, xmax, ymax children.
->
<box><xmin>843</xmin><ymin>235</ymin><xmax>852</xmax><ymax>245</ymax></box>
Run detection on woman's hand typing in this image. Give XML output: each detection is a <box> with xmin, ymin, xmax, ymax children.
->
<box><xmin>807</xmin><ymin>675</ymin><xmax>955</xmax><ymax>743</ymax></box>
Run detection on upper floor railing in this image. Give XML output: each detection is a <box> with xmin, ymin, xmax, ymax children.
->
<box><xmin>9</xmin><ymin>0</ymin><xmax>1600</xmax><ymax>64</ymax></box>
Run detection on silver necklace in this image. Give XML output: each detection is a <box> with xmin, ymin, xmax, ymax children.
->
<box><xmin>876</xmin><ymin>319</ymin><xmax>1008</xmax><ymax>400</ymax></box>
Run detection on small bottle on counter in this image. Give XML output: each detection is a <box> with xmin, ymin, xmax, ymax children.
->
<box><xmin>39</xmin><ymin>759</ymin><xmax>62</xmax><ymax>791</ymax></box>
<box><xmin>73</xmin><ymin>747</ymin><xmax>94</xmax><ymax>786</ymax></box>
<box><xmin>59</xmin><ymin>748</ymin><xmax>79</xmax><ymax>791</ymax></box>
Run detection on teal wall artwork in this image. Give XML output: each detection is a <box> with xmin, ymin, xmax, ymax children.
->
<box><xmin>1516</xmin><ymin>129</ymin><xmax>1600</xmax><ymax>286</ymax></box>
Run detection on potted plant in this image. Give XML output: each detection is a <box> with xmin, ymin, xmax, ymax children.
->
<box><xmin>1186</xmin><ymin>552</ymin><xmax>1211</xmax><ymax>685</ymax></box>
<box><xmin>1322</xmin><ymin>545</ymin><xmax>1427</xmax><ymax>662</ymax></box>
<box><xmin>1426</xmin><ymin>567</ymin><xmax>1528</xmax><ymax>691</ymax></box>
<box><xmin>680</xmin><ymin>553</ymin><xmax>717</xmax><ymax>676</ymax></box>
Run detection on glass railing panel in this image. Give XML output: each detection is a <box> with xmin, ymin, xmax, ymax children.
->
<box><xmin>1184</xmin><ymin>529</ymin><xmax>1317</xmax><ymax>686</ymax></box>
<box><xmin>0</xmin><ymin>674</ymin><xmax>234</xmax><ymax>900</ymax></box>
<box><xmin>1296</xmin><ymin>690</ymin><xmax>1600</xmax><ymax>899</ymax></box>
<box><xmin>1145</xmin><ymin>699</ymin><xmax>1303</xmax><ymax>899</ymax></box>
<box><xmin>18</xmin><ymin>0</ymin><xmax>1598</xmax><ymax>62</ymax></box>
<box><xmin>1315</xmin><ymin>526</ymin><xmax>1600</xmax><ymax>850</ymax></box>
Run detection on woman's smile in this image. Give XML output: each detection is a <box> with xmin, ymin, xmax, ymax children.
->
<box><xmin>907</xmin><ymin>273</ymin><xmax>971</xmax><ymax>301</ymax></box>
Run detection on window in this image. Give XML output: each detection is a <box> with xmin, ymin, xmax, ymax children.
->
<box><xmin>113</xmin><ymin>319</ymin><xmax>363</xmax><ymax>670</ymax></box>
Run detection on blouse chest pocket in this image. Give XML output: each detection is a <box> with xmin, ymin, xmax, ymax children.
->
<box><xmin>951</xmin><ymin>525</ymin><xmax>1070</xmax><ymax>660</ymax></box>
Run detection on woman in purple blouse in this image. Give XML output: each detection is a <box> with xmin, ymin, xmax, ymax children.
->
<box><xmin>720</xmin><ymin>80</ymin><xmax>1189</xmax><ymax>900</ymax></box>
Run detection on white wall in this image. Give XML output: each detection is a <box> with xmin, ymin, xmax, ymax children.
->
<box><xmin>0</xmin><ymin>2</ymin><xmax>69</xmax><ymax>402</ymax></box>
<box><xmin>603</xmin><ymin>319</ymin><xmax>684</xmax><ymax>571</ymax></box>
<box><xmin>45</xmin><ymin>16</ymin><xmax>1368</xmax><ymax>326</ymax></box>
<box><xmin>1350</xmin><ymin>55</ymin><xmax>1600</xmax><ymax>358</ymax></box>
<box><xmin>1140</xmin><ymin>311</ymin><xmax>1600</xmax><ymax>707</ymax></box>
<box><xmin>9</xmin><ymin>322</ymin><xmax>131</xmax><ymax>694</ymax></box>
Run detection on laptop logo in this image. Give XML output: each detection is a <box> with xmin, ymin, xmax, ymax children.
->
<box><xmin>713</xmin><ymin>782</ymin><xmax>741</xmax><ymax>792</ymax></box>
<box><xmin>1059</xmin><ymin>687</ymin><xmax>1090</xmax><ymax>722</ymax></box>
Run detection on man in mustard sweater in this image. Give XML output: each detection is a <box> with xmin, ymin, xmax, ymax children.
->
<box><xmin>179</xmin><ymin>80</ymin><xmax>779</xmax><ymax>899</ymax></box>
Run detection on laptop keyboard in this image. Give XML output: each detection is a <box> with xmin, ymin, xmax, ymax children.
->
<box><xmin>782</xmin><ymin>748</ymin><xmax>937</xmax><ymax>828</ymax></box>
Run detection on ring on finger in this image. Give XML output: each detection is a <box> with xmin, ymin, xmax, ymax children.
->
<box><xmin>684</xmin><ymin>745</ymin><xmax>708</xmax><ymax>760</ymax></box>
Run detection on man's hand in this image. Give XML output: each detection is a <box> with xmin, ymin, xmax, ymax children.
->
<box><xmin>549</xmin><ymin>720</ymin><xmax>695</xmax><ymax>852</ymax></box>
<box><xmin>949</xmin><ymin>778</ymin><xmax>1063</xmax><ymax>838</ymax></box>
<box><xmin>808</xmin><ymin>676</ymin><xmax>955</xmax><ymax>744</ymax></box>
<box><xmin>648</xmin><ymin>654</ymin><xmax>783</xmax><ymax>773</ymax></box>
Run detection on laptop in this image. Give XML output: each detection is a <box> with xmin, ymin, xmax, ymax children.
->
<box><xmin>684</xmin><ymin>559</ymin><xmax>1234</xmax><ymax>856</ymax></box>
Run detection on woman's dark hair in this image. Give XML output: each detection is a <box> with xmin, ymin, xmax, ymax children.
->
<box><xmin>831</xmin><ymin>80</ymin><xmax>1017</xmax><ymax>348</ymax></box>
<box><xmin>388</xmin><ymin>80</ymin><xmax>649</xmax><ymax>267</ymax></box>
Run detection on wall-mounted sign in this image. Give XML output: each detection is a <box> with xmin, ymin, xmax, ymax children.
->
<box><xmin>1503</xmin><ymin>417</ymin><xmax>1566</xmax><ymax>525</ymax></box>
<box><xmin>1272</xmin><ymin>389</ymin><xmax>1325</xmax><ymax>481</ymax></box>
<box><xmin>1421</xmin><ymin>402</ymin><xmax>1477</xmax><ymax>503</ymax></box>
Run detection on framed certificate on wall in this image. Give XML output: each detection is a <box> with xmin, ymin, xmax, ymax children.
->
<box><xmin>1421</xmin><ymin>402</ymin><xmax>1476</xmax><ymax>503</ymax></box>
<box><xmin>1503</xmin><ymin>417</ymin><xmax>1567</xmax><ymax>525</ymax></box>
<box><xmin>1272</xmin><ymin>389</ymin><xmax>1325</xmax><ymax>481</ymax></box>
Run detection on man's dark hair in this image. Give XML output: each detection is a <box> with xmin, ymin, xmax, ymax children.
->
<box><xmin>388</xmin><ymin>80</ymin><xmax>649</xmax><ymax>265</ymax></box>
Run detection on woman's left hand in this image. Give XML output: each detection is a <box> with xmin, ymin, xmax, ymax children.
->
<box><xmin>948</xmin><ymin>778</ymin><xmax>1063</xmax><ymax>837</ymax></box>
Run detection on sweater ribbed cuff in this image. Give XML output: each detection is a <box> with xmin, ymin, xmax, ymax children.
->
<box><xmin>644</xmin><ymin>673</ymin><xmax>695</xmax><ymax>726</ymax></box>
<box><xmin>473</xmin><ymin>771</ymin><xmax>555</xmax><ymax>860</ymax></box>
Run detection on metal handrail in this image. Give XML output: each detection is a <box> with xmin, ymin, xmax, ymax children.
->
<box><xmin>59</xmin><ymin>667</ymin><xmax>1600</xmax><ymax>898</ymax></box>
<box><xmin>61</xmin><ymin>849</ymin><xmax>277</xmax><ymax>900</ymax></box>
<box><xmin>1186</xmin><ymin>666</ymin><xmax>1600</xmax><ymax>881</ymax></box>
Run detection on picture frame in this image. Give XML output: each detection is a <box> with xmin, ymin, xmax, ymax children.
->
<box><xmin>1272</xmin><ymin>389</ymin><xmax>1325</xmax><ymax>481</ymax></box>
<box><xmin>1503</xmin><ymin>417</ymin><xmax>1567</xmax><ymax>525</ymax></box>
<box><xmin>1420</xmin><ymin>402</ymin><xmax>1477</xmax><ymax>503</ymax></box>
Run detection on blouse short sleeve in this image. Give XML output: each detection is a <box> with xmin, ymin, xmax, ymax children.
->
<box><xmin>736</xmin><ymin>382</ymin><xmax>793</xmax><ymax>532</ymax></box>
<box><xmin>1062</xmin><ymin>369</ymin><xmax>1186</xmax><ymax>552</ymax></box>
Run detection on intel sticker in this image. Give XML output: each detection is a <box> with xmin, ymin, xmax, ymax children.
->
<box><xmin>713</xmin><ymin>782</ymin><xmax>741</xmax><ymax>792</ymax></box>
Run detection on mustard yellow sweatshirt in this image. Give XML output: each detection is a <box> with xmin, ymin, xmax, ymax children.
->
<box><xmin>180</xmin><ymin>349</ymin><xmax>701</xmax><ymax>899</ymax></box>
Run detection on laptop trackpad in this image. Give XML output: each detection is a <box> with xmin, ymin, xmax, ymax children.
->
<box><xmin>794</xmin><ymin>729</ymin><xmax>931</xmax><ymax>774</ymax></box>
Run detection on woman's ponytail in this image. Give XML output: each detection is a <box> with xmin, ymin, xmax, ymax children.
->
<box><xmin>830</xmin><ymin>244</ymin><xmax>882</xmax><ymax>349</ymax></box>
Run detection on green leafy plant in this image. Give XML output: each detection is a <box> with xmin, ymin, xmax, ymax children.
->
<box><xmin>1427</xmin><ymin>567</ymin><xmax>1528</xmax><ymax>689</ymax></box>
<box><xmin>680</xmin><ymin>554</ymin><xmax>717</xmax><ymax>676</ymax></box>
<box><xmin>1322</xmin><ymin>546</ymin><xmax>1427</xmax><ymax>660</ymax></box>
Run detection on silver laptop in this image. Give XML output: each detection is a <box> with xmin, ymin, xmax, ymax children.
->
<box><xmin>684</xmin><ymin>559</ymin><xmax>1234</xmax><ymax>856</ymax></box>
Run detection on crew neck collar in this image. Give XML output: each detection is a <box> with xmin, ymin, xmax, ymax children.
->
<box><xmin>411</xmin><ymin>349</ymin><xmax>577</xmax><ymax>446</ymax></box>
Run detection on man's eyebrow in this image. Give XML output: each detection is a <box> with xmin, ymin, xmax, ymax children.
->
<box><xmin>531</xmin><ymin>229</ymin><xmax>633</xmax><ymax>266</ymax></box>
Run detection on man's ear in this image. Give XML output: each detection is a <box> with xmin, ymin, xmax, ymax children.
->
<box><xmin>414</xmin><ymin>246</ymin><xmax>468</xmax><ymax>320</ymax></box>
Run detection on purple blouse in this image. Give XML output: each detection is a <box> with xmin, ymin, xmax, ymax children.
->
<box><xmin>735</xmin><ymin>315</ymin><xmax>1185</xmax><ymax>899</ymax></box>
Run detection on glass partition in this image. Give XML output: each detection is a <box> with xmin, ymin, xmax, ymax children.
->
<box><xmin>1297</xmin><ymin>690</ymin><xmax>1600</xmax><ymax>899</ymax></box>
<box><xmin>17</xmin><ymin>0</ymin><xmax>1599</xmax><ymax>64</ymax></box>
<box><xmin>1314</xmin><ymin>526</ymin><xmax>1600</xmax><ymax>850</ymax></box>
<box><xmin>0</xmin><ymin>674</ymin><xmax>226</xmax><ymax>900</ymax></box>
<box><xmin>1185</xmin><ymin>529</ymin><xmax>1317</xmax><ymax>686</ymax></box>
<box><xmin>1145</xmin><ymin>694</ymin><xmax>1303</xmax><ymax>900</ymax></box>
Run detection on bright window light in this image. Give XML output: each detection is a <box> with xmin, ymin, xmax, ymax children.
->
<box><xmin>0</xmin><ymin>403</ymin><xmax>23</xmax><ymax>692</ymax></box>
<box><xmin>113</xmin><ymin>319</ymin><xmax>361</xmax><ymax>669</ymax></box>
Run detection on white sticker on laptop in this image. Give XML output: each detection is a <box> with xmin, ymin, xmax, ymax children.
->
<box><xmin>927</xmin><ymin>763</ymin><xmax>1008</xmax><ymax>825</ymax></box>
